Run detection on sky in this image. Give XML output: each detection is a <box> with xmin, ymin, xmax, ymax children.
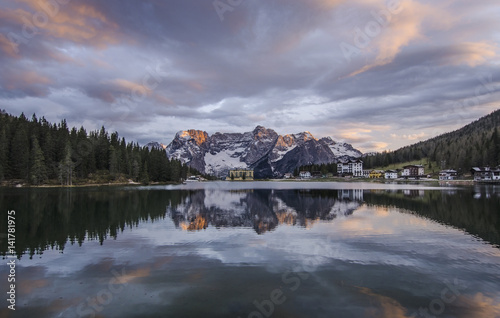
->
<box><xmin>0</xmin><ymin>0</ymin><xmax>499</xmax><ymax>152</ymax></box>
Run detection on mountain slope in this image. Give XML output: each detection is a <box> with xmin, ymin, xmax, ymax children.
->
<box><xmin>163</xmin><ymin>126</ymin><xmax>362</xmax><ymax>178</ymax></box>
<box><xmin>364</xmin><ymin>109</ymin><xmax>500</xmax><ymax>170</ymax></box>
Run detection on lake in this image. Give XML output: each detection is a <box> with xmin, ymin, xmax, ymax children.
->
<box><xmin>1</xmin><ymin>182</ymin><xmax>499</xmax><ymax>318</ymax></box>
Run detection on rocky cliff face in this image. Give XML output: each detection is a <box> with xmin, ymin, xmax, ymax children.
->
<box><xmin>163</xmin><ymin>126</ymin><xmax>362</xmax><ymax>178</ymax></box>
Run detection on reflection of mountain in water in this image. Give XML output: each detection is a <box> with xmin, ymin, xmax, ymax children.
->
<box><xmin>2</xmin><ymin>186</ymin><xmax>499</xmax><ymax>258</ymax></box>
<box><xmin>169</xmin><ymin>189</ymin><xmax>363</xmax><ymax>234</ymax></box>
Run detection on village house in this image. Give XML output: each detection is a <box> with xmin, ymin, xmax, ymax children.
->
<box><xmin>369</xmin><ymin>170</ymin><xmax>384</xmax><ymax>178</ymax></box>
<box><xmin>401</xmin><ymin>165</ymin><xmax>425</xmax><ymax>179</ymax></box>
<box><xmin>384</xmin><ymin>170</ymin><xmax>398</xmax><ymax>179</ymax></box>
<box><xmin>311</xmin><ymin>171</ymin><xmax>323</xmax><ymax>178</ymax></box>
<box><xmin>439</xmin><ymin>169</ymin><xmax>458</xmax><ymax>180</ymax></box>
<box><xmin>283</xmin><ymin>173</ymin><xmax>293</xmax><ymax>179</ymax></box>
<box><xmin>229</xmin><ymin>169</ymin><xmax>254</xmax><ymax>181</ymax></box>
<box><xmin>299</xmin><ymin>171</ymin><xmax>312</xmax><ymax>179</ymax></box>
<box><xmin>337</xmin><ymin>160</ymin><xmax>364</xmax><ymax>177</ymax></box>
<box><xmin>471</xmin><ymin>167</ymin><xmax>500</xmax><ymax>181</ymax></box>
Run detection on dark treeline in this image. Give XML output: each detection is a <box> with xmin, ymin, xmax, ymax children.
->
<box><xmin>0</xmin><ymin>111</ymin><xmax>197</xmax><ymax>185</ymax></box>
<box><xmin>293</xmin><ymin>163</ymin><xmax>338</xmax><ymax>176</ymax></box>
<box><xmin>2</xmin><ymin>187</ymin><xmax>498</xmax><ymax>258</ymax></box>
<box><xmin>0</xmin><ymin>188</ymin><xmax>192</xmax><ymax>258</ymax></box>
<box><xmin>364</xmin><ymin>109</ymin><xmax>500</xmax><ymax>170</ymax></box>
<box><xmin>364</xmin><ymin>189</ymin><xmax>500</xmax><ymax>248</ymax></box>
<box><xmin>0</xmin><ymin>188</ymin><xmax>353</xmax><ymax>258</ymax></box>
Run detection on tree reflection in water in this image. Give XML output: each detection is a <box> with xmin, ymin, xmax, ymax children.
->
<box><xmin>1</xmin><ymin>186</ymin><xmax>498</xmax><ymax>259</ymax></box>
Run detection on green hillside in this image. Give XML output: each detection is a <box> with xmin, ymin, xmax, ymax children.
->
<box><xmin>371</xmin><ymin>159</ymin><xmax>439</xmax><ymax>175</ymax></box>
<box><xmin>364</xmin><ymin>109</ymin><xmax>500</xmax><ymax>171</ymax></box>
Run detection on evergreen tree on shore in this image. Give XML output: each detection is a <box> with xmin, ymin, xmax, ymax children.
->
<box><xmin>364</xmin><ymin>110</ymin><xmax>500</xmax><ymax>170</ymax></box>
<box><xmin>0</xmin><ymin>112</ymin><xmax>200</xmax><ymax>185</ymax></box>
<box><xmin>30</xmin><ymin>136</ymin><xmax>47</xmax><ymax>185</ymax></box>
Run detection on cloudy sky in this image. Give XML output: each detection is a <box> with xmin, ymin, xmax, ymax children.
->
<box><xmin>0</xmin><ymin>0</ymin><xmax>499</xmax><ymax>152</ymax></box>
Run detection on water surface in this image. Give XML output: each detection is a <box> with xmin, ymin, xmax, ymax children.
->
<box><xmin>1</xmin><ymin>182</ymin><xmax>499</xmax><ymax>317</ymax></box>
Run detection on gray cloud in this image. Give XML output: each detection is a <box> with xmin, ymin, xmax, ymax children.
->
<box><xmin>0</xmin><ymin>0</ymin><xmax>499</xmax><ymax>151</ymax></box>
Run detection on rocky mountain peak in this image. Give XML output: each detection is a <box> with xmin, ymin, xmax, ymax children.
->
<box><xmin>146</xmin><ymin>141</ymin><xmax>167</xmax><ymax>150</ymax></box>
<box><xmin>252</xmin><ymin>126</ymin><xmax>277</xmax><ymax>140</ymax></box>
<box><xmin>294</xmin><ymin>131</ymin><xmax>317</xmax><ymax>142</ymax></box>
<box><xmin>161</xmin><ymin>126</ymin><xmax>363</xmax><ymax>178</ymax></box>
<box><xmin>175</xmin><ymin>129</ymin><xmax>208</xmax><ymax>146</ymax></box>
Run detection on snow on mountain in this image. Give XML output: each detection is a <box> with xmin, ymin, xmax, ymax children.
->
<box><xmin>159</xmin><ymin>126</ymin><xmax>363</xmax><ymax>178</ymax></box>
<box><xmin>165</xmin><ymin>130</ymin><xmax>209</xmax><ymax>172</ymax></box>
<box><xmin>145</xmin><ymin>141</ymin><xmax>166</xmax><ymax>150</ymax></box>
<box><xmin>319</xmin><ymin>137</ymin><xmax>363</xmax><ymax>158</ymax></box>
<box><xmin>269</xmin><ymin>132</ymin><xmax>321</xmax><ymax>163</ymax></box>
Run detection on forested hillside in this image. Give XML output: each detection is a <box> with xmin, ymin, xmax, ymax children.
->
<box><xmin>364</xmin><ymin>109</ymin><xmax>500</xmax><ymax>171</ymax></box>
<box><xmin>0</xmin><ymin>111</ymin><xmax>197</xmax><ymax>185</ymax></box>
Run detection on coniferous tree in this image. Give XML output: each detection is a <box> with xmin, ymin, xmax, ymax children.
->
<box><xmin>109</xmin><ymin>145</ymin><xmax>118</xmax><ymax>177</ymax></box>
<box><xmin>132</xmin><ymin>157</ymin><xmax>141</xmax><ymax>181</ymax></box>
<box><xmin>0</xmin><ymin>112</ymin><xmax>198</xmax><ymax>185</ymax></box>
<box><xmin>59</xmin><ymin>142</ymin><xmax>74</xmax><ymax>185</ymax></box>
<box><xmin>9</xmin><ymin>123</ymin><xmax>30</xmax><ymax>180</ymax></box>
<box><xmin>140</xmin><ymin>161</ymin><xmax>149</xmax><ymax>185</ymax></box>
<box><xmin>30</xmin><ymin>136</ymin><xmax>47</xmax><ymax>185</ymax></box>
<box><xmin>0</xmin><ymin>126</ymin><xmax>7</xmax><ymax>181</ymax></box>
<box><xmin>490</xmin><ymin>128</ymin><xmax>499</xmax><ymax>166</ymax></box>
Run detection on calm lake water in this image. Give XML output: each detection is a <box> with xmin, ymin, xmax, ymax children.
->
<box><xmin>1</xmin><ymin>182</ymin><xmax>500</xmax><ymax>318</ymax></box>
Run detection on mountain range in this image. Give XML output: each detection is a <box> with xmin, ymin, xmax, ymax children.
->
<box><xmin>148</xmin><ymin>126</ymin><xmax>362</xmax><ymax>178</ymax></box>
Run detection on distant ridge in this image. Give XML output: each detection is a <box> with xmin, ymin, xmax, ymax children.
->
<box><xmin>364</xmin><ymin>109</ymin><xmax>500</xmax><ymax>170</ymax></box>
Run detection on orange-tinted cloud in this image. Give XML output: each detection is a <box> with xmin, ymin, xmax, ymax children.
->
<box><xmin>2</xmin><ymin>1</ymin><xmax>125</xmax><ymax>51</ymax></box>
<box><xmin>390</xmin><ymin>132</ymin><xmax>426</xmax><ymax>141</ymax></box>
<box><xmin>109</xmin><ymin>79</ymin><xmax>150</xmax><ymax>95</ymax></box>
<box><xmin>347</xmin><ymin>0</ymin><xmax>454</xmax><ymax>77</ymax></box>
<box><xmin>4</xmin><ymin>70</ymin><xmax>52</xmax><ymax>91</ymax></box>
<box><xmin>446</xmin><ymin>42</ymin><xmax>497</xmax><ymax>67</ymax></box>
<box><xmin>0</xmin><ymin>33</ymin><xmax>19</xmax><ymax>58</ymax></box>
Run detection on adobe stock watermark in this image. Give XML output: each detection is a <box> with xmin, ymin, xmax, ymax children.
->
<box><xmin>239</xmin><ymin>235</ymin><xmax>341</xmax><ymax>318</ymax></box>
<box><xmin>70</xmin><ymin>58</ymin><xmax>170</xmax><ymax>172</ymax></box>
<box><xmin>5</xmin><ymin>0</ymin><xmax>72</xmax><ymax>54</ymax></box>
<box><xmin>107</xmin><ymin>59</ymin><xmax>170</xmax><ymax>127</ymax></box>
<box><xmin>5</xmin><ymin>210</ymin><xmax>16</xmax><ymax>311</ymax></box>
<box><xmin>452</xmin><ymin>73</ymin><xmax>500</xmax><ymax>118</ymax></box>
<box><xmin>430</xmin><ymin>73</ymin><xmax>500</xmax><ymax>138</ymax></box>
<box><xmin>213</xmin><ymin>0</ymin><xmax>244</xmax><ymax>22</ymax></box>
<box><xmin>340</xmin><ymin>0</ymin><xmax>403</xmax><ymax>63</ymax></box>
<box><xmin>409</xmin><ymin>278</ymin><xmax>467</xmax><ymax>318</ymax></box>
<box><xmin>74</xmin><ymin>267</ymin><xmax>128</xmax><ymax>318</ymax></box>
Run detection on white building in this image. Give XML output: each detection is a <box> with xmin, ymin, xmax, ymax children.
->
<box><xmin>299</xmin><ymin>171</ymin><xmax>311</xmax><ymax>179</ymax></box>
<box><xmin>401</xmin><ymin>165</ymin><xmax>425</xmax><ymax>178</ymax></box>
<box><xmin>471</xmin><ymin>167</ymin><xmax>500</xmax><ymax>181</ymax></box>
<box><xmin>337</xmin><ymin>160</ymin><xmax>363</xmax><ymax>177</ymax></box>
<box><xmin>385</xmin><ymin>170</ymin><xmax>398</xmax><ymax>179</ymax></box>
<box><xmin>439</xmin><ymin>170</ymin><xmax>457</xmax><ymax>180</ymax></box>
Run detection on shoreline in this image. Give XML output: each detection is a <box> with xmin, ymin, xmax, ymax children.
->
<box><xmin>0</xmin><ymin>178</ymin><xmax>485</xmax><ymax>188</ymax></box>
<box><xmin>0</xmin><ymin>181</ymin><xmax>182</xmax><ymax>188</ymax></box>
